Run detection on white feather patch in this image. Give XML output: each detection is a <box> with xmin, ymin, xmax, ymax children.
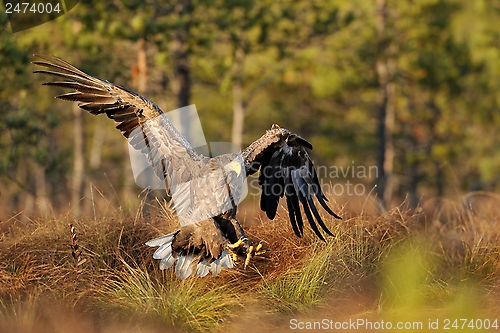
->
<box><xmin>209</xmin><ymin>258</ymin><xmax>222</xmax><ymax>276</ymax></box>
<box><xmin>153</xmin><ymin>242</ymin><xmax>173</xmax><ymax>260</ymax></box>
<box><xmin>175</xmin><ymin>253</ymin><xmax>194</xmax><ymax>280</ymax></box>
<box><xmin>219</xmin><ymin>250</ymin><xmax>234</xmax><ymax>269</ymax></box>
<box><xmin>159</xmin><ymin>253</ymin><xmax>177</xmax><ymax>270</ymax></box>
<box><xmin>196</xmin><ymin>259</ymin><xmax>211</xmax><ymax>277</ymax></box>
<box><xmin>282</xmin><ymin>143</ymin><xmax>293</xmax><ymax>155</ymax></box>
<box><xmin>145</xmin><ymin>232</ymin><xmax>177</xmax><ymax>247</ymax></box>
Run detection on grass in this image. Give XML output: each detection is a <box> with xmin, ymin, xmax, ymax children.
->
<box><xmin>102</xmin><ymin>260</ymin><xmax>242</xmax><ymax>332</ymax></box>
<box><xmin>0</xmin><ymin>290</ymin><xmax>40</xmax><ymax>333</ymax></box>
<box><xmin>1</xmin><ymin>193</ymin><xmax>500</xmax><ymax>332</ymax></box>
<box><xmin>259</xmin><ymin>242</ymin><xmax>333</xmax><ymax>313</ymax></box>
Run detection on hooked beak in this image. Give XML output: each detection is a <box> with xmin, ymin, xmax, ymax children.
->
<box><xmin>225</xmin><ymin>160</ymin><xmax>242</xmax><ymax>176</ymax></box>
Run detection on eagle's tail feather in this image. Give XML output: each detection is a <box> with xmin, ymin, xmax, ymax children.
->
<box><xmin>209</xmin><ymin>260</ymin><xmax>222</xmax><ymax>276</ymax></box>
<box><xmin>146</xmin><ymin>230</ymin><xmax>184</xmax><ymax>274</ymax></box>
<box><xmin>196</xmin><ymin>259</ymin><xmax>211</xmax><ymax>277</ymax></box>
<box><xmin>146</xmin><ymin>231</ymin><xmax>234</xmax><ymax>279</ymax></box>
<box><xmin>145</xmin><ymin>231</ymin><xmax>178</xmax><ymax>248</ymax></box>
<box><xmin>219</xmin><ymin>250</ymin><xmax>234</xmax><ymax>269</ymax></box>
<box><xmin>152</xmin><ymin>241</ymin><xmax>173</xmax><ymax>260</ymax></box>
<box><xmin>176</xmin><ymin>253</ymin><xmax>195</xmax><ymax>280</ymax></box>
<box><xmin>209</xmin><ymin>250</ymin><xmax>234</xmax><ymax>276</ymax></box>
<box><xmin>160</xmin><ymin>253</ymin><xmax>176</xmax><ymax>270</ymax></box>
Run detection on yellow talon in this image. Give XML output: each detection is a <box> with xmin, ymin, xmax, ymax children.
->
<box><xmin>227</xmin><ymin>239</ymin><xmax>244</xmax><ymax>249</ymax></box>
<box><xmin>227</xmin><ymin>238</ymin><xmax>246</xmax><ymax>264</ymax></box>
<box><xmin>254</xmin><ymin>241</ymin><xmax>266</xmax><ymax>255</ymax></box>
<box><xmin>244</xmin><ymin>244</ymin><xmax>254</xmax><ymax>270</ymax></box>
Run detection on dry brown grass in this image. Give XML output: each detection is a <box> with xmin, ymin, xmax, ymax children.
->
<box><xmin>1</xmin><ymin>193</ymin><xmax>500</xmax><ymax>332</ymax></box>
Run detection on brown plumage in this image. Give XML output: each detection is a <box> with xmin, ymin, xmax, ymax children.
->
<box><xmin>34</xmin><ymin>54</ymin><xmax>341</xmax><ymax>279</ymax></box>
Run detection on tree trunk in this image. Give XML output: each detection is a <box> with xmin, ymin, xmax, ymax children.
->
<box><xmin>22</xmin><ymin>192</ymin><xmax>35</xmax><ymax>223</ymax></box>
<box><xmin>34</xmin><ymin>163</ymin><xmax>52</xmax><ymax>217</ymax></box>
<box><xmin>428</xmin><ymin>98</ymin><xmax>444</xmax><ymax>199</ymax></box>
<box><xmin>19</xmin><ymin>161</ymin><xmax>34</xmax><ymax>222</ymax></box>
<box><xmin>374</xmin><ymin>0</ymin><xmax>395</xmax><ymax>209</ymax></box>
<box><xmin>72</xmin><ymin>103</ymin><xmax>85</xmax><ymax>218</ymax></box>
<box><xmin>435</xmin><ymin>160</ymin><xmax>444</xmax><ymax>198</ymax></box>
<box><xmin>231</xmin><ymin>46</ymin><xmax>245</xmax><ymax>148</ymax></box>
<box><xmin>121</xmin><ymin>140</ymin><xmax>135</xmax><ymax>207</ymax></box>
<box><xmin>172</xmin><ymin>1</ymin><xmax>193</xmax><ymax>138</ymax></box>
<box><xmin>85</xmin><ymin>112</ymin><xmax>106</xmax><ymax>215</ymax></box>
<box><xmin>89</xmin><ymin>117</ymin><xmax>105</xmax><ymax>170</ymax></box>
<box><xmin>136</xmin><ymin>38</ymin><xmax>148</xmax><ymax>94</ymax></box>
<box><xmin>408</xmin><ymin>159</ymin><xmax>419</xmax><ymax>209</ymax></box>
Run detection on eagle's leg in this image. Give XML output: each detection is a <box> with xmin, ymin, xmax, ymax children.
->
<box><xmin>244</xmin><ymin>240</ymin><xmax>265</xmax><ymax>269</ymax></box>
<box><xmin>224</xmin><ymin>216</ymin><xmax>267</xmax><ymax>269</ymax></box>
<box><xmin>226</xmin><ymin>236</ymin><xmax>248</xmax><ymax>264</ymax></box>
<box><xmin>220</xmin><ymin>213</ymin><xmax>249</xmax><ymax>264</ymax></box>
<box><xmin>220</xmin><ymin>213</ymin><xmax>265</xmax><ymax>268</ymax></box>
<box><xmin>227</xmin><ymin>215</ymin><xmax>247</xmax><ymax>241</ymax></box>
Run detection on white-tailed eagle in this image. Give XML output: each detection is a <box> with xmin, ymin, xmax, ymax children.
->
<box><xmin>34</xmin><ymin>54</ymin><xmax>341</xmax><ymax>279</ymax></box>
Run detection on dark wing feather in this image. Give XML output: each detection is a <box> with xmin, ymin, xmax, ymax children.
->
<box><xmin>285</xmin><ymin>175</ymin><xmax>304</xmax><ymax>237</ymax></box>
<box><xmin>33</xmin><ymin>54</ymin><xmax>208</xmax><ymax>195</ymax></box>
<box><xmin>242</xmin><ymin>124</ymin><xmax>340</xmax><ymax>241</ymax></box>
<box><xmin>291</xmin><ymin>169</ymin><xmax>326</xmax><ymax>241</ymax></box>
<box><xmin>285</xmin><ymin>195</ymin><xmax>301</xmax><ymax>238</ymax></box>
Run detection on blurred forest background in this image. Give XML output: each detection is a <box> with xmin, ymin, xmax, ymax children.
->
<box><xmin>1</xmin><ymin>0</ymin><xmax>500</xmax><ymax>222</ymax></box>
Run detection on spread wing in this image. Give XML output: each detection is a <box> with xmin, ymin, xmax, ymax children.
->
<box><xmin>242</xmin><ymin>124</ymin><xmax>341</xmax><ymax>241</ymax></box>
<box><xmin>33</xmin><ymin>54</ymin><xmax>208</xmax><ymax>196</ymax></box>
